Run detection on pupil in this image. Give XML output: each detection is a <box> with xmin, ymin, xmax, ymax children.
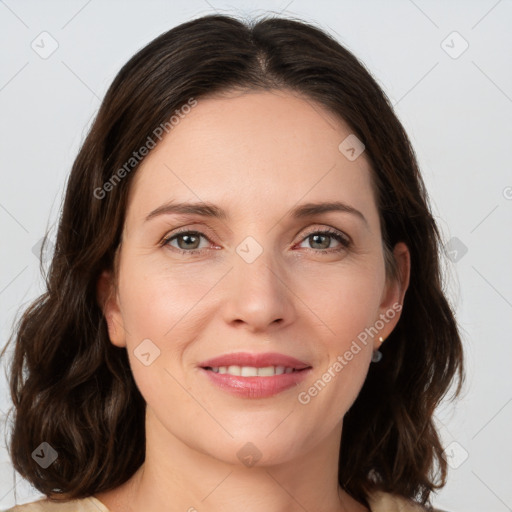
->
<box><xmin>311</xmin><ymin>234</ymin><xmax>328</xmax><ymax>249</ymax></box>
<box><xmin>181</xmin><ymin>234</ymin><xmax>198</xmax><ymax>249</ymax></box>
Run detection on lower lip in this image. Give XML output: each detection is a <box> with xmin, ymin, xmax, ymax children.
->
<box><xmin>199</xmin><ymin>367</ymin><xmax>312</xmax><ymax>398</ymax></box>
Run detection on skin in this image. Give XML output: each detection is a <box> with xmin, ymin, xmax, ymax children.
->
<box><xmin>96</xmin><ymin>89</ymin><xmax>410</xmax><ymax>512</ymax></box>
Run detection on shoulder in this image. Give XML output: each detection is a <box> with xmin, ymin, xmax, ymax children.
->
<box><xmin>367</xmin><ymin>490</ymin><xmax>451</xmax><ymax>512</ymax></box>
<box><xmin>3</xmin><ymin>496</ymin><xmax>110</xmax><ymax>512</ymax></box>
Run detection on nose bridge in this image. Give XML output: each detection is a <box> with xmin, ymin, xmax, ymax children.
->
<box><xmin>221</xmin><ymin>232</ymin><xmax>293</xmax><ymax>331</ymax></box>
<box><xmin>233</xmin><ymin>233</ymin><xmax>282</xmax><ymax>295</ymax></box>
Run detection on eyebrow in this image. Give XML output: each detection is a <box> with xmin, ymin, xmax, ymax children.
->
<box><xmin>145</xmin><ymin>200</ymin><xmax>368</xmax><ymax>227</ymax></box>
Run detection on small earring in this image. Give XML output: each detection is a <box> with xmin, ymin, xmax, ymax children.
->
<box><xmin>371</xmin><ymin>336</ymin><xmax>385</xmax><ymax>363</ymax></box>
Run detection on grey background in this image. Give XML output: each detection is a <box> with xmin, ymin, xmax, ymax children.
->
<box><xmin>1</xmin><ymin>1</ymin><xmax>511</xmax><ymax>511</ymax></box>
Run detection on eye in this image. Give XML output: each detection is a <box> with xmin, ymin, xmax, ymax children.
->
<box><xmin>161</xmin><ymin>230</ymin><xmax>213</xmax><ymax>254</ymax></box>
<box><xmin>297</xmin><ymin>227</ymin><xmax>351</xmax><ymax>254</ymax></box>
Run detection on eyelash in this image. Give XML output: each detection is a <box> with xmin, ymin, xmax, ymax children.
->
<box><xmin>160</xmin><ymin>226</ymin><xmax>351</xmax><ymax>256</ymax></box>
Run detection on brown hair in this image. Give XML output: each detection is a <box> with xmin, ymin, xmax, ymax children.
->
<box><xmin>1</xmin><ymin>12</ymin><xmax>464</xmax><ymax>509</ymax></box>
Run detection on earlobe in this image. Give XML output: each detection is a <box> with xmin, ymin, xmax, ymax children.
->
<box><xmin>96</xmin><ymin>270</ymin><xmax>126</xmax><ymax>348</ymax></box>
<box><xmin>106</xmin><ymin>313</ymin><xmax>117</xmax><ymax>336</ymax></box>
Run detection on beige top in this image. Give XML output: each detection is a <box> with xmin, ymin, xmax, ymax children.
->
<box><xmin>4</xmin><ymin>491</ymin><xmax>449</xmax><ymax>511</ymax></box>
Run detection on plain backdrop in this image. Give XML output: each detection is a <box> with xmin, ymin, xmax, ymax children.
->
<box><xmin>1</xmin><ymin>1</ymin><xmax>511</xmax><ymax>511</ymax></box>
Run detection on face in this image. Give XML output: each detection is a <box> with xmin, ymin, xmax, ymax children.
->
<box><xmin>98</xmin><ymin>89</ymin><xmax>409</xmax><ymax>466</ymax></box>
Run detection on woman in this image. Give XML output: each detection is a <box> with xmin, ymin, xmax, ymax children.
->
<box><xmin>1</xmin><ymin>12</ymin><xmax>464</xmax><ymax>512</ymax></box>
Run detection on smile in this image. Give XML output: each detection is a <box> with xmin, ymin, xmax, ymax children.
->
<box><xmin>205</xmin><ymin>365</ymin><xmax>300</xmax><ymax>376</ymax></box>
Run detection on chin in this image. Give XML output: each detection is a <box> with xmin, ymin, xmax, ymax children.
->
<box><xmin>201</xmin><ymin>431</ymin><xmax>308</xmax><ymax>468</ymax></box>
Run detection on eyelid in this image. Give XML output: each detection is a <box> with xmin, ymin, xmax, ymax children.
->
<box><xmin>299</xmin><ymin>225</ymin><xmax>352</xmax><ymax>245</ymax></box>
<box><xmin>158</xmin><ymin>223</ymin><xmax>216</xmax><ymax>244</ymax></box>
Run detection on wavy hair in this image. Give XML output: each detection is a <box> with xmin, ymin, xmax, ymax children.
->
<box><xmin>1</xmin><ymin>13</ymin><xmax>465</xmax><ymax>509</ymax></box>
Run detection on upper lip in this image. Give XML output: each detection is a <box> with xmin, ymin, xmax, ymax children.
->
<box><xmin>199</xmin><ymin>352</ymin><xmax>311</xmax><ymax>370</ymax></box>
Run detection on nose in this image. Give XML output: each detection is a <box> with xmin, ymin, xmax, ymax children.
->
<box><xmin>220</xmin><ymin>244</ymin><xmax>296</xmax><ymax>333</ymax></box>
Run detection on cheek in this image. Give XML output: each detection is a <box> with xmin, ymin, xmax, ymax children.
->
<box><xmin>115</xmin><ymin>259</ymin><xmax>219</xmax><ymax>395</ymax></box>
<box><xmin>116</xmin><ymin>269</ymin><xmax>190</xmax><ymax>414</ymax></box>
<box><xmin>295</xmin><ymin>270</ymin><xmax>379</xmax><ymax>425</ymax></box>
<box><xmin>118</xmin><ymin>260</ymin><xmax>211</xmax><ymax>337</ymax></box>
<box><xmin>294</xmin><ymin>264</ymin><xmax>382</xmax><ymax>415</ymax></box>
<box><xmin>297</xmin><ymin>261</ymin><xmax>385</xmax><ymax>344</ymax></box>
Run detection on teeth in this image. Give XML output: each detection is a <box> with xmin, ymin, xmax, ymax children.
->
<box><xmin>209</xmin><ymin>365</ymin><xmax>296</xmax><ymax>376</ymax></box>
<box><xmin>241</xmin><ymin>366</ymin><xmax>258</xmax><ymax>377</ymax></box>
<box><xmin>228</xmin><ymin>365</ymin><xmax>241</xmax><ymax>376</ymax></box>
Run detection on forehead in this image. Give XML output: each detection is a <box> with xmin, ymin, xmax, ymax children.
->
<box><xmin>125</xmin><ymin>89</ymin><xmax>378</xmax><ymax>229</ymax></box>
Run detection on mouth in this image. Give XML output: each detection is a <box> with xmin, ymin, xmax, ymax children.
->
<box><xmin>202</xmin><ymin>365</ymin><xmax>308</xmax><ymax>376</ymax></box>
<box><xmin>198</xmin><ymin>352</ymin><xmax>312</xmax><ymax>398</ymax></box>
<box><xmin>198</xmin><ymin>351</ymin><xmax>312</xmax><ymax>374</ymax></box>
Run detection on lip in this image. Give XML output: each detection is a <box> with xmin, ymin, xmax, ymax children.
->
<box><xmin>198</xmin><ymin>351</ymin><xmax>311</xmax><ymax>370</ymax></box>
<box><xmin>198</xmin><ymin>352</ymin><xmax>312</xmax><ymax>399</ymax></box>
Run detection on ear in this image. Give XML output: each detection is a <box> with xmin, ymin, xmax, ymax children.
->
<box><xmin>374</xmin><ymin>241</ymin><xmax>410</xmax><ymax>349</ymax></box>
<box><xmin>96</xmin><ymin>269</ymin><xmax>127</xmax><ymax>348</ymax></box>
